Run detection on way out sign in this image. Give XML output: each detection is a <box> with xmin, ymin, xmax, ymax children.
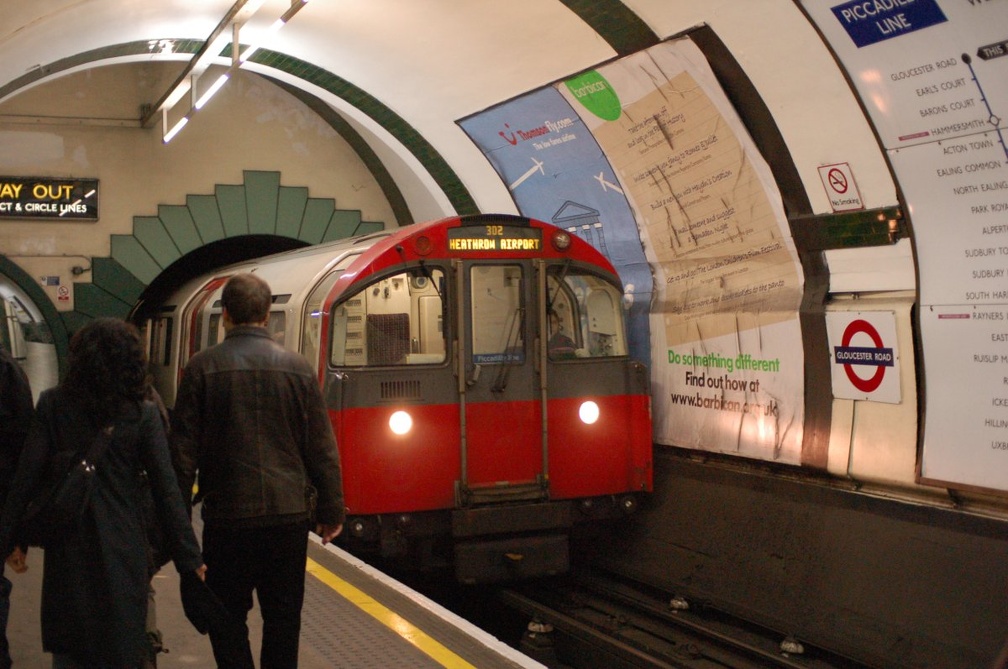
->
<box><xmin>826</xmin><ymin>311</ymin><xmax>901</xmax><ymax>403</ymax></box>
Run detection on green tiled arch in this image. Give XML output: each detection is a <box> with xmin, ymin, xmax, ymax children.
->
<box><xmin>75</xmin><ymin>170</ymin><xmax>384</xmax><ymax>320</ymax></box>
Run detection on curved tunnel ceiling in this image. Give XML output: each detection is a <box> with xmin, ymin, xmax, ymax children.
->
<box><xmin>0</xmin><ymin>1</ymin><xmax>655</xmax><ymax>220</ymax></box>
<box><xmin>0</xmin><ymin>1</ymin><xmax>820</xmax><ymax>224</ymax></box>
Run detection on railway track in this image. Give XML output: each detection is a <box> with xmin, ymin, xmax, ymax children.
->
<box><xmin>499</xmin><ymin>569</ymin><xmax>874</xmax><ymax>669</ymax></box>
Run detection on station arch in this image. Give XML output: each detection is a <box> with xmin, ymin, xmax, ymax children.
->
<box><xmin>5</xmin><ymin>170</ymin><xmax>387</xmax><ymax>379</ymax></box>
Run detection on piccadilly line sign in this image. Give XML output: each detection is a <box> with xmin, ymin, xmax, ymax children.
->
<box><xmin>0</xmin><ymin>177</ymin><xmax>100</xmax><ymax>221</ymax></box>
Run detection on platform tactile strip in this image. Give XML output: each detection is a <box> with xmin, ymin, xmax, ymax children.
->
<box><xmin>299</xmin><ymin>563</ymin><xmax>442</xmax><ymax>668</ymax></box>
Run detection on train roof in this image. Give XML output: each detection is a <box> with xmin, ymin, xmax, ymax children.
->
<box><xmin>331</xmin><ymin>214</ymin><xmax>619</xmax><ymax>293</ymax></box>
<box><xmin>154</xmin><ymin>215</ymin><xmax>619</xmax><ymax>312</ymax></box>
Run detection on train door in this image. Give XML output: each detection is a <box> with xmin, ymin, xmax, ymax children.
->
<box><xmin>177</xmin><ymin>276</ymin><xmax>229</xmax><ymax>382</ymax></box>
<box><xmin>456</xmin><ymin>259</ymin><xmax>545</xmax><ymax>505</ymax></box>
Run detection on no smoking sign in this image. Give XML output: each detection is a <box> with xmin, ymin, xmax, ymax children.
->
<box><xmin>818</xmin><ymin>162</ymin><xmax>864</xmax><ymax>212</ymax></box>
<box><xmin>826</xmin><ymin>311</ymin><xmax>901</xmax><ymax>403</ymax></box>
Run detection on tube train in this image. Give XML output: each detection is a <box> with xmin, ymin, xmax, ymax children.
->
<box><xmin>140</xmin><ymin>213</ymin><xmax>653</xmax><ymax>583</ymax></box>
<box><xmin>1</xmin><ymin>297</ymin><xmax>26</xmax><ymax>361</ymax></box>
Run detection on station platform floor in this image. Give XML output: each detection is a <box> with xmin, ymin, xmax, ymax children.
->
<box><xmin>7</xmin><ymin>534</ymin><xmax>546</xmax><ymax>669</ymax></box>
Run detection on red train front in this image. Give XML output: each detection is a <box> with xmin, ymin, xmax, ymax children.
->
<box><xmin>319</xmin><ymin>214</ymin><xmax>652</xmax><ymax>582</ymax></box>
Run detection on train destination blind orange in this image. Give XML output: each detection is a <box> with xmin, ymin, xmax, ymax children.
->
<box><xmin>447</xmin><ymin>225</ymin><xmax>542</xmax><ymax>253</ymax></box>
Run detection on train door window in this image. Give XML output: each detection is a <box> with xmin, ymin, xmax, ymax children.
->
<box><xmin>267</xmin><ymin>311</ymin><xmax>286</xmax><ymax>345</ymax></box>
<box><xmin>470</xmin><ymin>264</ymin><xmax>524</xmax><ymax>364</ymax></box>
<box><xmin>192</xmin><ymin>311</ymin><xmax>205</xmax><ymax>354</ymax></box>
<box><xmin>301</xmin><ymin>269</ymin><xmax>343</xmax><ymax>367</ymax></box>
<box><xmin>206</xmin><ymin>313</ymin><xmax>223</xmax><ymax>350</ymax></box>
<box><xmin>151</xmin><ymin>316</ymin><xmax>173</xmax><ymax>366</ymax></box>
<box><xmin>546</xmin><ymin>267</ymin><xmax>626</xmax><ymax>358</ymax></box>
<box><xmin>330</xmin><ymin>267</ymin><xmax>446</xmax><ymax>367</ymax></box>
<box><xmin>181</xmin><ymin>277</ymin><xmax>228</xmax><ymax>363</ymax></box>
<box><xmin>200</xmin><ymin>309</ymin><xmax>283</xmax><ymax>349</ymax></box>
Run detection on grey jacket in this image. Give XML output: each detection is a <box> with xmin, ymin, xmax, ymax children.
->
<box><xmin>171</xmin><ymin>325</ymin><xmax>345</xmax><ymax>528</ymax></box>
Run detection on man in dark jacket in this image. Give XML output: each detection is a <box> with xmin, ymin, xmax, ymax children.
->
<box><xmin>0</xmin><ymin>343</ymin><xmax>32</xmax><ymax>669</ymax></box>
<box><xmin>171</xmin><ymin>273</ymin><xmax>344</xmax><ymax>669</ymax></box>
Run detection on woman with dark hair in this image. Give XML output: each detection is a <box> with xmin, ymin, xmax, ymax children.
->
<box><xmin>0</xmin><ymin>342</ymin><xmax>32</xmax><ymax>669</ymax></box>
<box><xmin>0</xmin><ymin>318</ymin><xmax>206</xmax><ymax>668</ymax></box>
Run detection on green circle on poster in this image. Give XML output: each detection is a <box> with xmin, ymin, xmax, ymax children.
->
<box><xmin>564</xmin><ymin>71</ymin><xmax>621</xmax><ymax>121</ymax></box>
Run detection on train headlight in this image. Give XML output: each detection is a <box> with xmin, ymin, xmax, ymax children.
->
<box><xmin>414</xmin><ymin>235</ymin><xmax>433</xmax><ymax>256</ymax></box>
<box><xmin>551</xmin><ymin>230</ymin><xmax>572</xmax><ymax>251</ymax></box>
<box><xmin>389</xmin><ymin>410</ymin><xmax>413</xmax><ymax>435</ymax></box>
<box><xmin>579</xmin><ymin>400</ymin><xmax>600</xmax><ymax>425</ymax></box>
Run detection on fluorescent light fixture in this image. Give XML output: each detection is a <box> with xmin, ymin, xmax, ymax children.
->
<box><xmin>238</xmin><ymin>0</ymin><xmax>269</xmax><ymax>19</ymax></box>
<box><xmin>280</xmin><ymin>0</ymin><xmax>309</xmax><ymax>23</ymax></box>
<box><xmin>240</xmin><ymin>0</ymin><xmax>309</xmax><ymax>63</ymax></box>
<box><xmin>194</xmin><ymin>73</ymin><xmax>230</xmax><ymax>109</ymax></box>
<box><xmin>163</xmin><ymin>80</ymin><xmax>191</xmax><ymax>109</ymax></box>
<box><xmin>163</xmin><ymin>116</ymin><xmax>189</xmax><ymax>143</ymax></box>
<box><xmin>239</xmin><ymin>18</ymin><xmax>284</xmax><ymax>63</ymax></box>
<box><xmin>152</xmin><ymin>0</ymin><xmax>311</xmax><ymax>144</ymax></box>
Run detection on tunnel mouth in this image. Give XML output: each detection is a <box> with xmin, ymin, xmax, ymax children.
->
<box><xmin>129</xmin><ymin>234</ymin><xmax>308</xmax><ymax>322</ymax></box>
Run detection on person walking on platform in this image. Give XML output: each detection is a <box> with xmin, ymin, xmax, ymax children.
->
<box><xmin>0</xmin><ymin>318</ymin><xmax>207</xmax><ymax>668</ymax></box>
<box><xmin>171</xmin><ymin>273</ymin><xmax>345</xmax><ymax>669</ymax></box>
<box><xmin>0</xmin><ymin>343</ymin><xmax>32</xmax><ymax>669</ymax></box>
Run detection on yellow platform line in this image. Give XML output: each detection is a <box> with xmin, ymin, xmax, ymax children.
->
<box><xmin>306</xmin><ymin>557</ymin><xmax>477</xmax><ymax>669</ymax></box>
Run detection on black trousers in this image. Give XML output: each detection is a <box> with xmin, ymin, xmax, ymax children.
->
<box><xmin>202</xmin><ymin>522</ymin><xmax>309</xmax><ymax>669</ymax></box>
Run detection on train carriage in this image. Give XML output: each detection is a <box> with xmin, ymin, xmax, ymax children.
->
<box><xmin>143</xmin><ymin>213</ymin><xmax>652</xmax><ymax>583</ymax></box>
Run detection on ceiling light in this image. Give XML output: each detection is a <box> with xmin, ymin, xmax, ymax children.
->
<box><xmin>162</xmin><ymin>116</ymin><xmax>189</xmax><ymax>144</ymax></box>
<box><xmin>194</xmin><ymin>73</ymin><xmax>230</xmax><ymax>110</ymax></box>
<box><xmin>147</xmin><ymin>0</ymin><xmax>311</xmax><ymax>143</ymax></box>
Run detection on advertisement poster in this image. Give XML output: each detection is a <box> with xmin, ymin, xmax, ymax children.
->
<box><xmin>461</xmin><ymin>39</ymin><xmax>806</xmax><ymax>463</ymax></box>
<box><xmin>458</xmin><ymin>87</ymin><xmax>653</xmax><ymax>366</ymax></box>
<box><xmin>800</xmin><ymin>0</ymin><xmax>1008</xmax><ymax>491</ymax></box>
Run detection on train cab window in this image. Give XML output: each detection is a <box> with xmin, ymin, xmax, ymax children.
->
<box><xmin>470</xmin><ymin>265</ymin><xmax>524</xmax><ymax>364</ymax></box>
<box><xmin>547</xmin><ymin>267</ymin><xmax>627</xmax><ymax>358</ymax></box>
<box><xmin>330</xmin><ymin>268</ymin><xmax>446</xmax><ymax>367</ymax></box>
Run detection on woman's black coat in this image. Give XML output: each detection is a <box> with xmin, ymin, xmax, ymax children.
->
<box><xmin>0</xmin><ymin>386</ymin><xmax>203</xmax><ymax>666</ymax></box>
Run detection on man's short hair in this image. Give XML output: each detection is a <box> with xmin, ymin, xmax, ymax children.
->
<box><xmin>222</xmin><ymin>273</ymin><xmax>272</xmax><ymax>325</ymax></box>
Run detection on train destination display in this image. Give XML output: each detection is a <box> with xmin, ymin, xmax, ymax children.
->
<box><xmin>447</xmin><ymin>225</ymin><xmax>542</xmax><ymax>252</ymax></box>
